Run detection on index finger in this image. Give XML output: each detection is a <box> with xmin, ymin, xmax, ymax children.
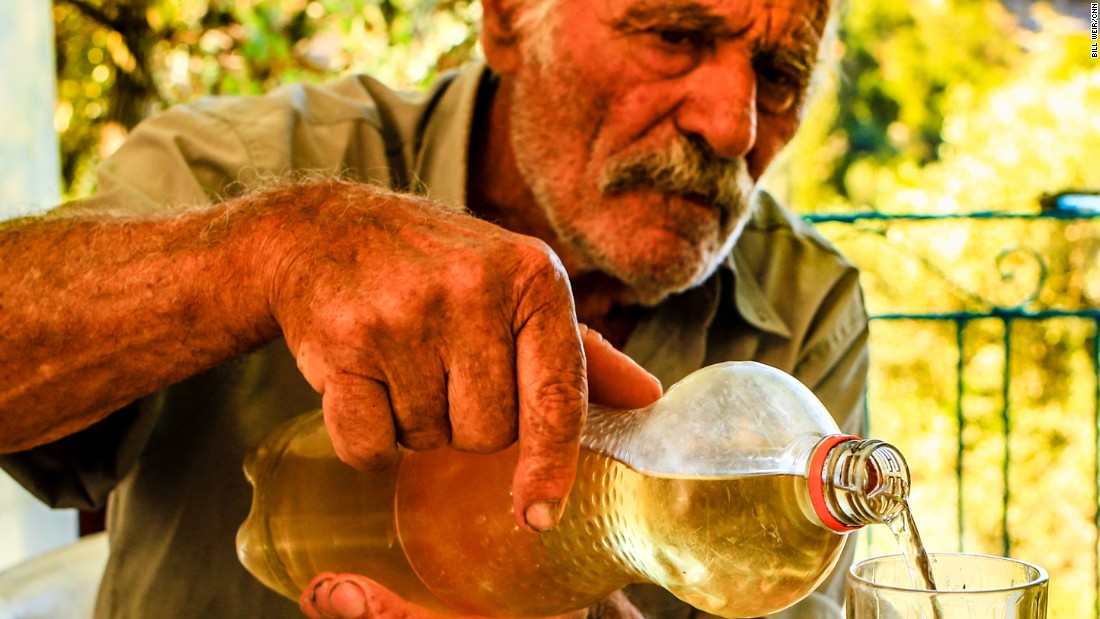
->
<box><xmin>511</xmin><ymin>260</ymin><xmax>587</xmax><ymax>533</ymax></box>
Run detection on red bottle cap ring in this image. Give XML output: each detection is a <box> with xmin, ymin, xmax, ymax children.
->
<box><xmin>808</xmin><ymin>434</ymin><xmax>862</xmax><ymax>533</ymax></box>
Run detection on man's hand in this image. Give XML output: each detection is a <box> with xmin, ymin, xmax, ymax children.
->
<box><xmin>300</xmin><ymin>574</ymin><xmax>643</xmax><ymax>619</ymax></box>
<box><xmin>296</xmin><ymin>326</ymin><xmax>659</xmax><ymax>619</ymax></box>
<box><xmin>249</xmin><ymin>179</ymin><xmax>658</xmax><ymax>532</ymax></box>
<box><xmin>577</xmin><ymin>323</ymin><xmax>662</xmax><ymax>411</ymax></box>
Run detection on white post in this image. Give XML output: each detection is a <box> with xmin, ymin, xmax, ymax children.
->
<box><xmin>0</xmin><ymin>0</ymin><xmax>79</xmax><ymax>570</ymax></box>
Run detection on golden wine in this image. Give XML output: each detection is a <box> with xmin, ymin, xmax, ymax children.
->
<box><xmin>238</xmin><ymin>412</ymin><xmax>846</xmax><ymax>617</ymax></box>
<box><xmin>238</xmin><ymin>362</ymin><xmax>911</xmax><ymax>617</ymax></box>
<box><xmin>397</xmin><ymin>446</ymin><xmax>847</xmax><ymax>617</ymax></box>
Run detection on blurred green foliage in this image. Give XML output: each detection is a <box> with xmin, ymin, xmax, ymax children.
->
<box><xmin>761</xmin><ymin>3</ymin><xmax>1100</xmax><ymax>617</ymax></box>
<box><xmin>54</xmin><ymin>0</ymin><xmax>1100</xmax><ymax>616</ymax></box>
<box><xmin>770</xmin><ymin>1</ymin><xmax>1100</xmax><ymax>214</ymax></box>
<box><xmin>53</xmin><ymin>0</ymin><xmax>480</xmax><ymax>197</ymax></box>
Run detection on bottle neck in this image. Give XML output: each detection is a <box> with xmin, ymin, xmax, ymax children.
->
<box><xmin>808</xmin><ymin>436</ymin><xmax>911</xmax><ymax>532</ymax></box>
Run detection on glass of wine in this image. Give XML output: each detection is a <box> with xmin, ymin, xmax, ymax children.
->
<box><xmin>846</xmin><ymin>552</ymin><xmax>1048</xmax><ymax>618</ymax></box>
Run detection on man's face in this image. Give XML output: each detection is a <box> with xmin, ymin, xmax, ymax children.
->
<box><xmin>507</xmin><ymin>0</ymin><xmax>827</xmax><ymax>306</ymax></box>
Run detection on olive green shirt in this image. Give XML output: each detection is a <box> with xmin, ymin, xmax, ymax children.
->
<box><xmin>1</xmin><ymin>63</ymin><xmax>867</xmax><ymax>619</ymax></box>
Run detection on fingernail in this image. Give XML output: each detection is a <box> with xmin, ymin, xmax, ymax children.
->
<box><xmin>330</xmin><ymin>581</ymin><xmax>367</xmax><ymax>617</ymax></box>
<box><xmin>310</xmin><ymin>577</ymin><xmax>333</xmax><ymax>604</ymax></box>
<box><xmin>525</xmin><ymin>500</ymin><xmax>561</xmax><ymax>532</ymax></box>
<box><xmin>582</xmin><ymin>324</ymin><xmax>604</xmax><ymax>343</ymax></box>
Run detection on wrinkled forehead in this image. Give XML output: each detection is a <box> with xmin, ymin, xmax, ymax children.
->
<box><xmin>560</xmin><ymin>0</ymin><xmax>831</xmax><ymax>39</ymax></box>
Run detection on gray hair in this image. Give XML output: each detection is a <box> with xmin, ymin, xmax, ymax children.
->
<box><xmin>511</xmin><ymin>0</ymin><xmax>561</xmax><ymax>64</ymax></box>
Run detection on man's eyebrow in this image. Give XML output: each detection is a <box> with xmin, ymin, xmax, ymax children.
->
<box><xmin>759</xmin><ymin>41</ymin><xmax>816</xmax><ymax>75</ymax></box>
<box><xmin>611</xmin><ymin>1</ymin><xmax>743</xmax><ymax>36</ymax></box>
<box><xmin>609</xmin><ymin>0</ymin><xmax>824</xmax><ymax>73</ymax></box>
<box><xmin>758</xmin><ymin>17</ymin><xmax>822</xmax><ymax>75</ymax></box>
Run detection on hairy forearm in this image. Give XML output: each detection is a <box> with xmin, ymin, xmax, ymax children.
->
<box><xmin>0</xmin><ymin>174</ymin><xmax>590</xmax><ymax>530</ymax></box>
<box><xmin>0</xmin><ymin>199</ymin><xmax>278</xmax><ymax>452</ymax></box>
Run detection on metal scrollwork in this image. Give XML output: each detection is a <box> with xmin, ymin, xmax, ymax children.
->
<box><xmin>993</xmin><ymin>246</ymin><xmax>1047</xmax><ymax>311</ymax></box>
<box><xmin>803</xmin><ymin>210</ymin><xmax>1100</xmax><ymax>318</ymax></box>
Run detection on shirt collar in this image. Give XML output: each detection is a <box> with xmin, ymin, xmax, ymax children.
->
<box><xmin>726</xmin><ymin>190</ymin><xmax>793</xmax><ymax>339</ymax></box>
<box><xmin>622</xmin><ymin>273</ymin><xmax>722</xmax><ymax>389</ymax></box>
<box><xmin>414</xmin><ymin>61</ymin><xmax>491</xmax><ymax>212</ymax></box>
<box><xmin>727</xmin><ymin>247</ymin><xmax>793</xmax><ymax>339</ymax></box>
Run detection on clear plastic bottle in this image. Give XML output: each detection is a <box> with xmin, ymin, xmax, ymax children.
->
<box><xmin>237</xmin><ymin>361</ymin><xmax>910</xmax><ymax>618</ymax></box>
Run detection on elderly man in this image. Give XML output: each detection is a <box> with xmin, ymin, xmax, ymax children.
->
<box><xmin>0</xmin><ymin>0</ymin><xmax>867</xmax><ymax>617</ymax></box>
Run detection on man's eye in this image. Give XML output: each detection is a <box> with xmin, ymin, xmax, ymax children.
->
<box><xmin>755</xmin><ymin>65</ymin><xmax>805</xmax><ymax>114</ymax></box>
<box><xmin>627</xmin><ymin>27</ymin><xmax>711</xmax><ymax>77</ymax></box>
<box><xmin>657</xmin><ymin>30</ymin><xmax>689</xmax><ymax>44</ymax></box>
<box><xmin>653</xmin><ymin>29</ymin><xmax>708</xmax><ymax>49</ymax></box>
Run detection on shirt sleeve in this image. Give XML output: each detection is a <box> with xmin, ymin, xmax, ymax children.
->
<box><xmin>0</xmin><ymin>68</ymin><xmax>423</xmax><ymax>516</ymax></box>
<box><xmin>0</xmin><ymin>99</ymin><xmax>261</xmax><ymax>508</ymax></box>
<box><xmin>795</xmin><ymin>265</ymin><xmax>871</xmax><ymax>439</ymax></box>
<box><xmin>50</xmin><ymin>102</ymin><xmax>258</xmax><ymax>219</ymax></box>
<box><xmin>1</xmin><ymin>74</ymin><xmax>403</xmax><ymax>512</ymax></box>
<box><xmin>0</xmin><ymin>403</ymin><xmax>158</xmax><ymax>510</ymax></box>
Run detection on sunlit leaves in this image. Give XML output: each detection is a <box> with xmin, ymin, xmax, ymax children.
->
<box><xmin>762</xmin><ymin>5</ymin><xmax>1100</xmax><ymax>618</ymax></box>
<box><xmin>54</xmin><ymin>0</ymin><xmax>481</xmax><ymax>198</ymax></box>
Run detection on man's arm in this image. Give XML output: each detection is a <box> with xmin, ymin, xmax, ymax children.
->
<box><xmin>0</xmin><ymin>178</ymin><xmax>588</xmax><ymax>531</ymax></box>
<box><xmin>0</xmin><ymin>199</ymin><xmax>274</xmax><ymax>450</ymax></box>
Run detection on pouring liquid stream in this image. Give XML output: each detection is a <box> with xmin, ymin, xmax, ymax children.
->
<box><xmin>885</xmin><ymin>500</ymin><xmax>943</xmax><ymax>618</ymax></box>
<box><xmin>886</xmin><ymin>501</ymin><xmax>936</xmax><ymax>590</ymax></box>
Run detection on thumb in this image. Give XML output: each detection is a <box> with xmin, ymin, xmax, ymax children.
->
<box><xmin>301</xmin><ymin>573</ymin><xmax>451</xmax><ymax>619</ymax></box>
<box><xmin>580</xmin><ymin>325</ymin><xmax>662</xmax><ymax>409</ymax></box>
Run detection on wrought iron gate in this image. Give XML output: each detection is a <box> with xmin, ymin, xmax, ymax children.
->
<box><xmin>806</xmin><ymin>203</ymin><xmax>1100</xmax><ymax>617</ymax></box>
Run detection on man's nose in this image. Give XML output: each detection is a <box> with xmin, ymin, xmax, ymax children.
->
<box><xmin>673</xmin><ymin>53</ymin><xmax>758</xmax><ymax>160</ymax></box>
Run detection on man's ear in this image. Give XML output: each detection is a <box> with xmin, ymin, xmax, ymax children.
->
<box><xmin>480</xmin><ymin>0</ymin><xmax>523</xmax><ymax>74</ymax></box>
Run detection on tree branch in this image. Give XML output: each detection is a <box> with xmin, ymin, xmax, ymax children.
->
<box><xmin>60</xmin><ymin>0</ymin><xmax>121</xmax><ymax>33</ymax></box>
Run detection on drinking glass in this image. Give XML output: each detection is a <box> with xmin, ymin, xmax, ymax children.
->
<box><xmin>846</xmin><ymin>552</ymin><xmax>1048</xmax><ymax>618</ymax></box>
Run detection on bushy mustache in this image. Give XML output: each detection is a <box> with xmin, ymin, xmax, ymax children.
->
<box><xmin>597</xmin><ymin>138</ymin><xmax>750</xmax><ymax>215</ymax></box>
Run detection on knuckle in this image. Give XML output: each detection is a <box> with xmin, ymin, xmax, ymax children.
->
<box><xmin>514</xmin><ymin>238</ymin><xmax>567</xmax><ymax>280</ymax></box>
<box><xmin>535</xmin><ymin>379</ymin><xmax>586</xmax><ymax>409</ymax></box>
<box><xmin>313</xmin><ymin>301</ymin><xmax>368</xmax><ymax>344</ymax></box>
<box><xmin>442</xmin><ymin>257</ymin><xmax>496</xmax><ymax>301</ymax></box>
<box><xmin>528</xmin><ymin>380</ymin><xmax>587</xmax><ymax>439</ymax></box>
<box><xmin>508</xmin><ymin>245</ymin><xmax>573</xmax><ymax>322</ymax></box>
